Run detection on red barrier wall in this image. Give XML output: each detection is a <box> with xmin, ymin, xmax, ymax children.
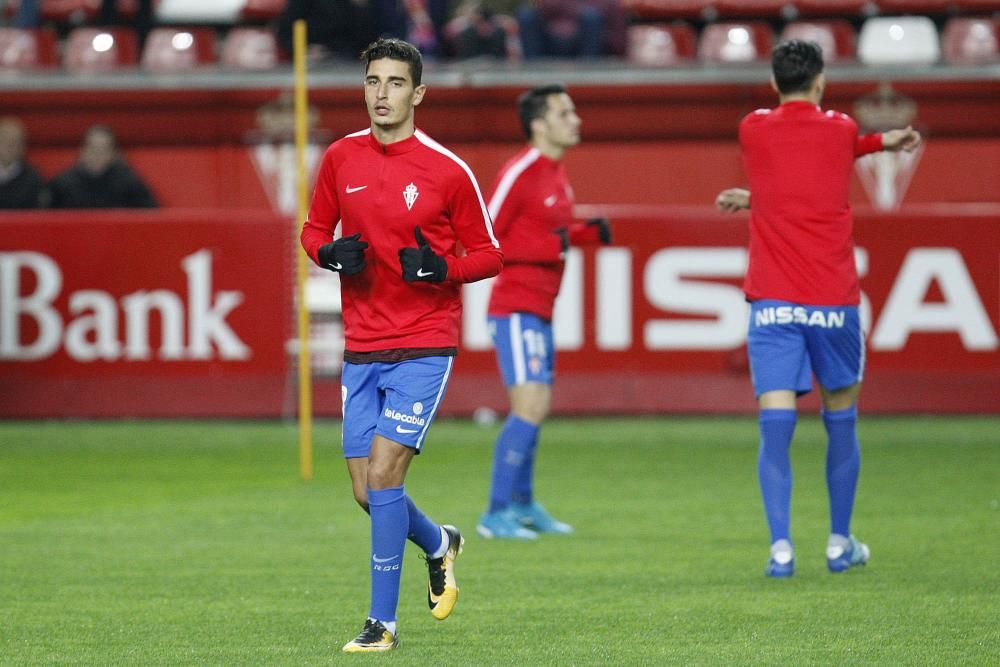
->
<box><xmin>3</xmin><ymin>208</ymin><xmax>997</xmax><ymax>417</ymax></box>
<box><xmin>7</xmin><ymin>78</ymin><xmax>1000</xmax><ymax>209</ymax></box>
<box><xmin>0</xmin><ymin>210</ymin><xmax>292</xmax><ymax>417</ymax></box>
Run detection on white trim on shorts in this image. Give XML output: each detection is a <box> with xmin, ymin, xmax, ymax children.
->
<box><xmin>509</xmin><ymin>313</ymin><xmax>527</xmax><ymax>385</ymax></box>
<box><xmin>415</xmin><ymin>356</ymin><xmax>454</xmax><ymax>450</ymax></box>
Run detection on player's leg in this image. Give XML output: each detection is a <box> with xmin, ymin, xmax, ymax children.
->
<box><xmin>480</xmin><ymin>314</ymin><xmax>555</xmax><ymax>538</ymax></box>
<box><xmin>809</xmin><ymin>306</ymin><xmax>869</xmax><ymax>572</ymax></box>
<box><xmin>748</xmin><ymin>301</ymin><xmax>812</xmax><ymax>577</ymax></box>
<box><xmin>375</xmin><ymin>356</ymin><xmax>464</xmax><ymax>620</ymax></box>
<box><xmin>507</xmin><ymin>382</ymin><xmax>572</xmax><ymax>535</ymax></box>
<box><xmin>342</xmin><ymin>435</ymin><xmax>413</xmax><ymax>652</ymax></box>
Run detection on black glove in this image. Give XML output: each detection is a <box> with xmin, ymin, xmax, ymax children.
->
<box><xmin>588</xmin><ymin>217</ymin><xmax>612</xmax><ymax>245</ymax></box>
<box><xmin>399</xmin><ymin>226</ymin><xmax>448</xmax><ymax>282</ymax></box>
<box><xmin>555</xmin><ymin>227</ymin><xmax>569</xmax><ymax>255</ymax></box>
<box><xmin>318</xmin><ymin>233</ymin><xmax>368</xmax><ymax>276</ymax></box>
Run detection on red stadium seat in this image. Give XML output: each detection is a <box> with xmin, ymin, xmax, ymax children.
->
<box><xmin>40</xmin><ymin>0</ymin><xmax>101</xmax><ymax>23</ymax></box>
<box><xmin>0</xmin><ymin>27</ymin><xmax>58</xmax><ymax>70</ymax></box>
<box><xmin>619</xmin><ymin>0</ymin><xmax>714</xmax><ymax>20</ymax></box>
<box><xmin>141</xmin><ymin>26</ymin><xmax>216</xmax><ymax>72</ymax></box>
<box><xmin>714</xmin><ymin>0</ymin><xmax>789</xmax><ymax>18</ymax></box>
<box><xmin>878</xmin><ymin>0</ymin><xmax>952</xmax><ymax>14</ymax></box>
<box><xmin>627</xmin><ymin>23</ymin><xmax>697</xmax><ymax>66</ymax></box>
<box><xmin>794</xmin><ymin>0</ymin><xmax>870</xmax><ymax>17</ymax></box>
<box><xmin>877</xmin><ymin>0</ymin><xmax>951</xmax><ymax>12</ymax></box>
<box><xmin>221</xmin><ymin>27</ymin><xmax>279</xmax><ymax>70</ymax></box>
<box><xmin>942</xmin><ymin>17</ymin><xmax>999</xmax><ymax>64</ymax></box>
<box><xmin>64</xmin><ymin>27</ymin><xmax>139</xmax><ymax>72</ymax></box>
<box><xmin>780</xmin><ymin>20</ymin><xmax>856</xmax><ymax>62</ymax></box>
<box><xmin>698</xmin><ymin>22</ymin><xmax>773</xmax><ymax>63</ymax></box>
<box><xmin>241</xmin><ymin>0</ymin><xmax>286</xmax><ymax>22</ymax></box>
<box><xmin>951</xmin><ymin>0</ymin><xmax>1000</xmax><ymax>10</ymax></box>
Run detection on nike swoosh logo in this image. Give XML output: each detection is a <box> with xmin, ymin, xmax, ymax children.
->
<box><xmin>327</xmin><ymin>262</ymin><xmax>342</xmax><ymax>270</ymax></box>
<box><xmin>346</xmin><ymin>185</ymin><xmax>368</xmax><ymax>193</ymax></box>
<box><xmin>416</xmin><ymin>269</ymin><xmax>434</xmax><ymax>278</ymax></box>
<box><xmin>372</xmin><ymin>554</ymin><xmax>399</xmax><ymax>563</ymax></box>
<box><xmin>396</xmin><ymin>425</ymin><xmax>419</xmax><ymax>434</ymax></box>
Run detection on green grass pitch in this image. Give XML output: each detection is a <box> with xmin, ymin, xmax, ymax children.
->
<box><xmin>1</xmin><ymin>416</ymin><xmax>997</xmax><ymax>665</ymax></box>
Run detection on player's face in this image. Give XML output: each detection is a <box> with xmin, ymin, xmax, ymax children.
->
<box><xmin>538</xmin><ymin>93</ymin><xmax>581</xmax><ymax>150</ymax></box>
<box><xmin>364</xmin><ymin>58</ymin><xmax>426</xmax><ymax>133</ymax></box>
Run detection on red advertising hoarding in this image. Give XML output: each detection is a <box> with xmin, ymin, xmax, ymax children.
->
<box><xmin>2</xmin><ymin>207</ymin><xmax>997</xmax><ymax>417</ymax></box>
<box><xmin>0</xmin><ymin>210</ymin><xmax>292</xmax><ymax>417</ymax></box>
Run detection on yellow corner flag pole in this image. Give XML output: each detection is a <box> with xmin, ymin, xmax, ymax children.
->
<box><xmin>293</xmin><ymin>19</ymin><xmax>313</xmax><ymax>481</ymax></box>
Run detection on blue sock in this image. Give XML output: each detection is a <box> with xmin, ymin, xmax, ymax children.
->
<box><xmin>511</xmin><ymin>426</ymin><xmax>539</xmax><ymax>505</ymax></box>
<box><xmin>758</xmin><ymin>409</ymin><xmax>797</xmax><ymax>544</ymax></box>
<box><xmin>367</xmin><ymin>485</ymin><xmax>407</xmax><ymax>622</ymax></box>
<box><xmin>488</xmin><ymin>414</ymin><xmax>539</xmax><ymax>513</ymax></box>
<box><xmin>405</xmin><ymin>495</ymin><xmax>443</xmax><ymax>555</ymax></box>
<box><xmin>824</xmin><ymin>405</ymin><xmax>860</xmax><ymax>537</ymax></box>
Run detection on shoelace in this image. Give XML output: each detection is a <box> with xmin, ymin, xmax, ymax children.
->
<box><xmin>424</xmin><ymin>554</ymin><xmax>446</xmax><ymax>595</ymax></box>
<box><xmin>356</xmin><ymin>619</ymin><xmax>385</xmax><ymax>643</ymax></box>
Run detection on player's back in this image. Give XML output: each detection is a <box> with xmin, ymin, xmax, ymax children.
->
<box><xmin>739</xmin><ymin>101</ymin><xmax>858</xmax><ymax>222</ymax></box>
<box><xmin>739</xmin><ymin>101</ymin><xmax>865</xmax><ymax>306</ymax></box>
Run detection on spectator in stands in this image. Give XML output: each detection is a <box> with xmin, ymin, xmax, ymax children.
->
<box><xmin>99</xmin><ymin>0</ymin><xmax>154</xmax><ymax>48</ymax></box>
<box><xmin>516</xmin><ymin>0</ymin><xmax>626</xmax><ymax>59</ymax></box>
<box><xmin>374</xmin><ymin>0</ymin><xmax>451</xmax><ymax>58</ymax></box>
<box><xmin>48</xmin><ymin>125</ymin><xmax>157</xmax><ymax>209</ymax></box>
<box><xmin>0</xmin><ymin>117</ymin><xmax>45</xmax><ymax>209</ymax></box>
<box><xmin>443</xmin><ymin>1</ymin><xmax>517</xmax><ymax>59</ymax></box>
<box><xmin>276</xmin><ymin>0</ymin><xmax>378</xmax><ymax>62</ymax></box>
<box><xmin>12</xmin><ymin>0</ymin><xmax>40</xmax><ymax>28</ymax></box>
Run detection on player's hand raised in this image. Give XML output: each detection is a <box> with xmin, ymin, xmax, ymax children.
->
<box><xmin>318</xmin><ymin>233</ymin><xmax>368</xmax><ymax>275</ymax></box>
<box><xmin>882</xmin><ymin>126</ymin><xmax>922</xmax><ymax>153</ymax></box>
<box><xmin>399</xmin><ymin>226</ymin><xmax>448</xmax><ymax>282</ymax></box>
<box><xmin>588</xmin><ymin>217</ymin><xmax>612</xmax><ymax>245</ymax></box>
<box><xmin>715</xmin><ymin>188</ymin><xmax>750</xmax><ymax>213</ymax></box>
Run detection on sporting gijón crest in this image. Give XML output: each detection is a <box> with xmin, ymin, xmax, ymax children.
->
<box><xmin>403</xmin><ymin>182</ymin><xmax>419</xmax><ymax>210</ymax></box>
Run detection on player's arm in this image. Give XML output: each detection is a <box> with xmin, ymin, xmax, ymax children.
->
<box><xmin>300</xmin><ymin>149</ymin><xmax>369</xmax><ymax>275</ymax></box>
<box><xmin>487</xmin><ymin>178</ymin><xmax>564</xmax><ymax>265</ymax></box>
<box><xmin>399</xmin><ymin>170</ymin><xmax>503</xmax><ymax>283</ymax></box>
<box><xmin>715</xmin><ymin>187</ymin><xmax>751</xmax><ymax>212</ymax></box>
<box><xmin>566</xmin><ymin>218</ymin><xmax>613</xmax><ymax>246</ymax></box>
<box><xmin>443</xmin><ymin>174</ymin><xmax>503</xmax><ymax>282</ymax></box>
<box><xmin>300</xmin><ymin>150</ymin><xmax>340</xmax><ymax>263</ymax></box>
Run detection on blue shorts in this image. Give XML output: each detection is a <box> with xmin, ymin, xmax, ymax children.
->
<box><xmin>488</xmin><ymin>313</ymin><xmax>554</xmax><ymax>387</ymax></box>
<box><xmin>340</xmin><ymin>356</ymin><xmax>454</xmax><ymax>458</ymax></box>
<box><xmin>747</xmin><ymin>300</ymin><xmax>865</xmax><ymax>398</ymax></box>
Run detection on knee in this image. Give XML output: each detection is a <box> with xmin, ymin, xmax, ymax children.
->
<box><xmin>366</xmin><ymin>460</ymin><xmax>399</xmax><ymax>490</ymax></box>
<box><xmin>514</xmin><ymin>404</ymin><xmax>548</xmax><ymax>424</ymax></box>
<box><xmin>352</xmin><ymin>489</ymin><xmax>369</xmax><ymax>511</ymax></box>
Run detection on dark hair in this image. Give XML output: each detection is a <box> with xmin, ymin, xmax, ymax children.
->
<box><xmin>361</xmin><ymin>38</ymin><xmax>423</xmax><ymax>87</ymax></box>
<box><xmin>771</xmin><ymin>40</ymin><xmax>824</xmax><ymax>95</ymax></box>
<box><xmin>517</xmin><ymin>84</ymin><xmax>567</xmax><ymax>139</ymax></box>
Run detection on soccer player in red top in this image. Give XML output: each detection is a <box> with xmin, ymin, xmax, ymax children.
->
<box><xmin>477</xmin><ymin>84</ymin><xmax>612</xmax><ymax>540</ymax></box>
<box><xmin>300</xmin><ymin>38</ymin><xmax>502</xmax><ymax>652</ymax></box>
<box><xmin>716</xmin><ymin>40</ymin><xmax>921</xmax><ymax>578</ymax></box>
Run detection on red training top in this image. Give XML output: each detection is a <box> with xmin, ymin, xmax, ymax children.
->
<box><xmin>301</xmin><ymin>128</ymin><xmax>503</xmax><ymax>352</ymax></box>
<box><xmin>739</xmin><ymin>101</ymin><xmax>882</xmax><ymax>306</ymax></box>
<box><xmin>486</xmin><ymin>146</ymin><xmax>597</xmax><ymax>320</ymax></box>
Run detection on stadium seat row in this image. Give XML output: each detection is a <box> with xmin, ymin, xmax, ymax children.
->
<box><xmin>628</xmin><ymin>16</ymin><xmax>1000</xmax><ymax>66</ymax></box>
<box><xmin>2</xmin><ymin>15</ymin><xmax>997</xmax><ymax>73</ymax></box>
<box><xmin>0</xmin><ymin>25</ymin><xmax>279</xmax><ymax>72</ymax></box>
<box><xmin>623</xmin><ymin>0</ymin><xmax>1000</xmax><ymax>20</ymax></box>
<box><xmin>2</xmin><ymin>0</ymin><xmax>285</xmax><ymax>25</ymax></box>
